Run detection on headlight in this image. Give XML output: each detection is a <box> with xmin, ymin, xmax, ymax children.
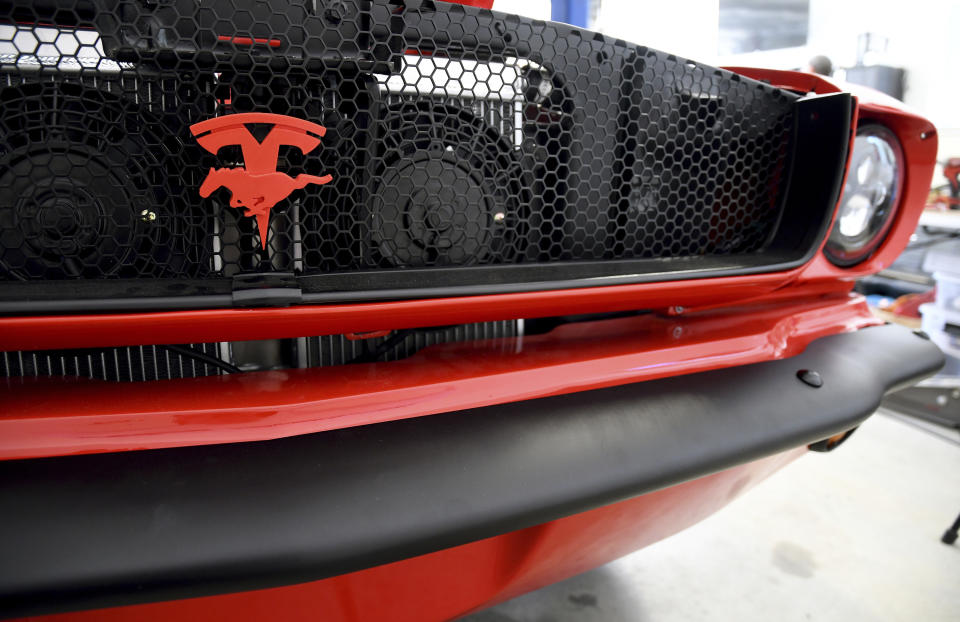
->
<box><xmin>825</xmin><ymin>124</ymin><xmax>905</xmax><ymax>266</ymax></box>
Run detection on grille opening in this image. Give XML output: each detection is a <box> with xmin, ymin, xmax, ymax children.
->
<box><xmin>1</xmin><ymin>307</ymin><xmax>666</xmax><ymax>382</ymax></box>
<box><xmin>1</xmin><ymin>343</ymin><xmax>233</xmax><ymax>382</ymax></box>
<box><xmin>0</xmin><ymin>3</ymin><xmax>826</xmax><ymax>311</ymax></box>
<box><xmin>0</xmin><ymin>308</ymin><xmax>675</xmax><ymax>382</ymax></box>
<box><xmin>1</xmin><ymin>319</ymin><xmax>522</xmax><ymax>382</ymax></box>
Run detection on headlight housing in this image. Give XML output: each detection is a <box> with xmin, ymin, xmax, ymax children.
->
<box><xmin>825</xmin><ymin>124</ymin><xmax>905</xmax><ymax>266</ymax></box>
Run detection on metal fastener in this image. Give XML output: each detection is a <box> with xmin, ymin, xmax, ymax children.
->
<box><xmin>797</xmin><ymin>369</ymin><xmax>823</xmax><ymax>388</ymax></box>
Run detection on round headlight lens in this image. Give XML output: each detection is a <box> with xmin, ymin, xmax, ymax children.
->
<box><xmin>825</xmin><ymin>124</ymin><xmax>904</xmax><ymax>266</ymax></box>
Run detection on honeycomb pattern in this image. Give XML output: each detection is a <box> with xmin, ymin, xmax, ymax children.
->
<box><xmin>0</xmin><ymin>1</ymin><xmax>797</xmax><ymax>285</ymax></box>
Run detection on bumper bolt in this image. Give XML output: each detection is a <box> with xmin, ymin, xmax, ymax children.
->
<box><xmin>324</xmin><ymin>2</ymin><xmax>345</xmax><ymax>24</ymax></box>
<box><xmin>797</xmin><ymin>369</ymin><xmax>823</xmax><ymax>388</ymax></box>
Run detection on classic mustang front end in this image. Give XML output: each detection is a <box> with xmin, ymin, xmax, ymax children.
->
<box><xmin>0</xmin><ymin>1</ymin><xmax>944</xmax><ymax>620</ymax></box>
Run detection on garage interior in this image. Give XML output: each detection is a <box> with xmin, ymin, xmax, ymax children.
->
<box><xmin>466</xmin><ymin>412</ymin><xmax>960</xmax><ymax>621</ymax></box>
<box><xmin>0</xmin><ymin>0</ymin><xmax>958</xmax><ymax>620</ymax></box>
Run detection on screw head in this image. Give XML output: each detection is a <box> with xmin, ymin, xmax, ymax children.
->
<box><xmin>323</xmin><ymin>2</ymin><xmax>345</xmax><ymax>24</ymax></box>
<box><xmin>140</xmin><ymin>209</ymin><xmax>157</xmax><ymax>222</ymax></box>
<box><xmin>797</xmin><ymin>369</ymin><xmax>823</xmax><ymax>388</ymax></box>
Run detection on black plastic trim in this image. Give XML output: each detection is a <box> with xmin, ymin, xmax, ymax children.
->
<box><xmin>769</xmin><ymin>93</ymin><xmax>854</xmax><ymax>258</ymax></box>
<box><xmin>0</xmin><ymin>324</ymin><xmax>942</xmax><ymax>618</ymax></box>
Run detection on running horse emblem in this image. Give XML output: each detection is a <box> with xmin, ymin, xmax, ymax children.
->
<box><xmin>190</xmin><ymin>113</ymin><xmax>333</xmax><ymax>248</ymax></box>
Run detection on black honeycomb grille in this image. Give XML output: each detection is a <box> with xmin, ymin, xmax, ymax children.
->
<box><xmin>0</xmin><ymin>1</ymin><xmax>822</xmax><ymax>309</ymax></box>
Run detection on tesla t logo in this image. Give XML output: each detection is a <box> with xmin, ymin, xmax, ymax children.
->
<box><xmin>190</xmin><ymin>113</ymin><xmax>333</xmax><ymax>248</ymax></box>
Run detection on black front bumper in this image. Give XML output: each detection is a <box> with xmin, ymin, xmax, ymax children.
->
<box><xmin>0</xmin><ymin>324</ymin><xmax>943</xmax><ymax>618</ymax></box>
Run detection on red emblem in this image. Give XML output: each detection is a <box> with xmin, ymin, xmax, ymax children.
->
<box><xmin>190</xmin><ymin>113</ymin><xmax>333</xmax><ymax>248</ymax></box>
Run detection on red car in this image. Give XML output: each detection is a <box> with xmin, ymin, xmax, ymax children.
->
<box><xmin>0</xmin><ymin>1</ymin><xmax>944</xmax><ymax>620</ymax></box>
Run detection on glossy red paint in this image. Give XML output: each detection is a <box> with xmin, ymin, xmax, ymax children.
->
<box><xmin>723</xmin><ymin>67</ymin><xmax>844</xmax><ymax>95</ymax></box>
<box><xmin>20</xmin><ymin>447</ymin><xmax>804</xmax><ymax>622</ymax></box>
<box><xmin>0</xmin><ymin>294</ymin><xmax>877</xmax><ymax>460</ymax></box>
<box><xmin>0</xmin><ymin>270</ymin><xmax>826</xmax><ymax>352</ymax></box>
<box><xmin>191</xmin><ymin>113</ymin><xmax>333</xmax><ymax>247</ymax></box>
<box><xmin>216</xmin><ymin>35</ymin><xmax>282</xmax><ymax>48</ymax></box>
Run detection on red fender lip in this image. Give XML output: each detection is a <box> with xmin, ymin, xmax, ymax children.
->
<box><xmin>1</xmin><ymin>294</ymin><xmax>877</xmax><ymax>460</ymax></box>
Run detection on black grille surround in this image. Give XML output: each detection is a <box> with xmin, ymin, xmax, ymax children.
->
<box><xmin>0</xmin><ymin>1</ymin><xmax>852</xmax><ymax>313</ymax></box>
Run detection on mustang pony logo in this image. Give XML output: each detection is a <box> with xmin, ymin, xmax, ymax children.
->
<box><xmin>190</xmin><ymin>113</ymin><xmax>332</xmax><ymax>247</ymax></box>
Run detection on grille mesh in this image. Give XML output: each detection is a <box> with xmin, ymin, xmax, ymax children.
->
<box><xmin>0</xmin><ymin>1</ymin><xmax>798</xmax><ymax>291</ymax></box>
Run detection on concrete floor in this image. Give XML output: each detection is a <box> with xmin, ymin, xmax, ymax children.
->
<box><xmin>464</xmin><ymin>412</ymin><xmax>960</xmax><ymax>622</ymax></box>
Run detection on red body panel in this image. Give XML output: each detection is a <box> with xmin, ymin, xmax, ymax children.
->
<box><xmin>20</xmin><ymin>448</ymin><xmax>803</xmax><ymax>622</ymax></box>
<box><xmin>0</xmin><ymin>294</ymin><xmax>877</xmax><ymax>460</ymax></box>
<box><xmin>1</xmin><ymin>274</ymin><xmax>846</xmax><ymax>353</ymax></box>
<box><xmin>0</xmin><ymin>65</ymin><xmax>936</xmax><ymax>622</ymax></box>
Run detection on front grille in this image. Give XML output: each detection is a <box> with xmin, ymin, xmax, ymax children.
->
<box><xmin>0</xmin><ymin>1</ymin><xmax>848</xmax><ymax>311</ymax></box>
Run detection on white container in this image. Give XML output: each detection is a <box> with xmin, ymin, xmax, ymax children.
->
<box><xmin>931</xmin><ymin>272</ymin><xmax>960</xmax><ymax>311</ymax></box>
<box><xmin>923</xmin><ymin>241</ymin><xmax>960</xmax><ymax>311</ymax></box>
<box><xmin>919</xmin><ymin>303</ymin><xmax>960</xmax><ymax>376</ymax></box>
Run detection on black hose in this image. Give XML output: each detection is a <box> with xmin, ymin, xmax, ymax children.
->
<box><xmin>347</xmin><ymin>330</ymin><xmax>417</xmax><ymax>364</ymax></box>
<box><xmin>158</xmin><ymin>344</ymin><xmax>242</xmax><ymax>375</ymax></box>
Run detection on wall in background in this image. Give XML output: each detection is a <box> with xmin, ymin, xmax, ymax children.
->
<box><xmin>599</xmin><ymin>0</ymin><xmax>960</xmax><ymax>168</ymax></box>
<box><xmin>593</xmin><ymin>1</ymin><xmax>719</xmax><ymax>65</ymax></box>
<box><xmin>718</xmin><ymin>0</ymin><xmax>960</xmax><ymax>177</ymax></box>
<box><xmin>492</xmin><ymin>0</ymin><xmax>551</xmax><ymax>21</ymax></box>
<box><xmin>716</xmin><ymin>0</ymin><xmax>960</xmax><ymax>134</ymax></box>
